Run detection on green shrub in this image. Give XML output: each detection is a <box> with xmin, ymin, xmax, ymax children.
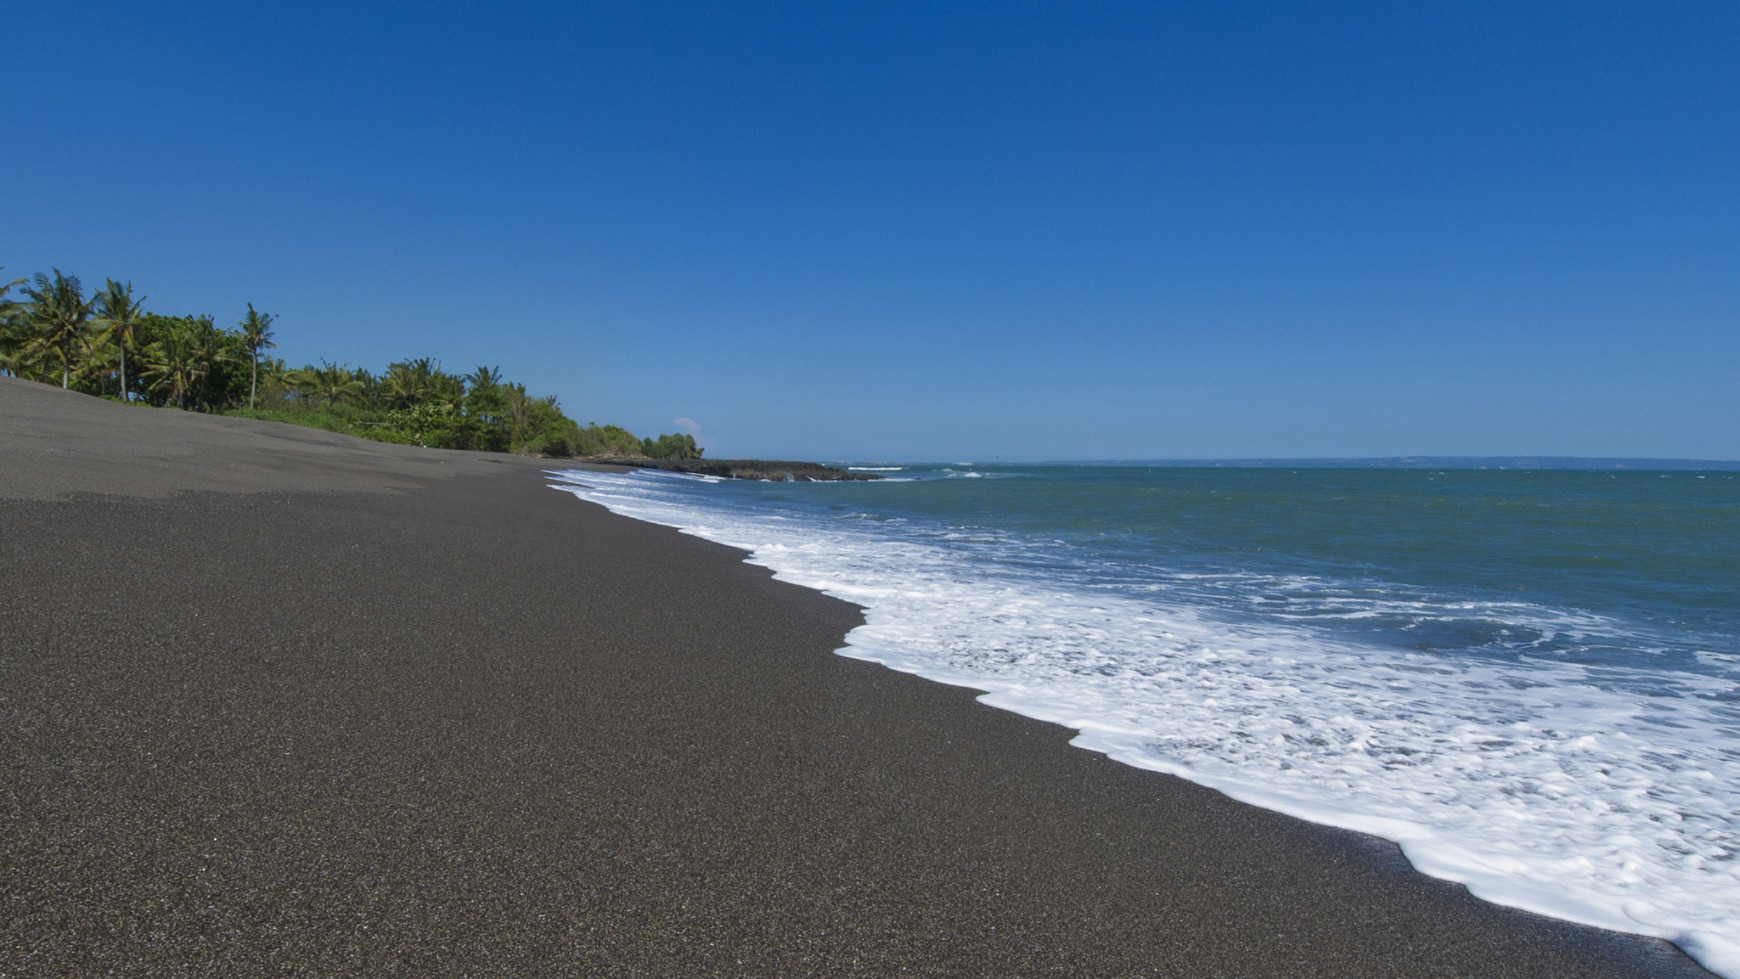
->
<box><xmin>641</xmin><ymin>433</ymin><xmax>702</xmax><ymax>459</ymax></box>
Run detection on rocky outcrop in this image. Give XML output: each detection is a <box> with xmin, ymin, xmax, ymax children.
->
<box><xmin>586</xmin><ymin>458</ymin><xmax>881</xmax><ymax>481</ymax></box>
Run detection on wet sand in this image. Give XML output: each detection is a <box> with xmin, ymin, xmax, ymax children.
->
<box><xmin>0</xmin><ymin>377</ymin><xmax>1713</xmax><ymax>976</ymax></box>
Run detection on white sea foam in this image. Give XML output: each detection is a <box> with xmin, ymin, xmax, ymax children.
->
<box><xmin>548</xmin><ymin>468</ymin><xmax>1740</xmax><ymax>976</ymax></box>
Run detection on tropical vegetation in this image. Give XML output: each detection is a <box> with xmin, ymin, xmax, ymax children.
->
<box><xmin>0</xmin><ymin>267</ymin><xmax>702</xmax><ymax>459</ymax></box>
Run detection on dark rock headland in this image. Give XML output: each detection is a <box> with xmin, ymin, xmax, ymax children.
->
<box><xmin>585</xmin><ymin>457</ymin><xmax>880</xmax><ymax>481</ymax></box>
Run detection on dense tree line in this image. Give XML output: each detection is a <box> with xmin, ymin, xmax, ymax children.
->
<box><xmin>0</xmin><ymin>268</ymin><xmax>701</xmax><ymax>459</ymax></box>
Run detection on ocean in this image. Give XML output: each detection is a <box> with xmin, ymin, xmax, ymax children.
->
<box><xmin>548</xmin><ymin>463</ymin><xmax>1739</xmax><ymax>975</ymax></box>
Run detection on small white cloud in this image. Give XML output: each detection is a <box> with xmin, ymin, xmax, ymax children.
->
<box><xmin>673</xmin><ymin>416</ymin><xmax>707</xmax><ymax>448</ymax></box>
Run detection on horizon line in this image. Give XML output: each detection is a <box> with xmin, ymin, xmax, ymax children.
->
<box><xmin>826</xmin><ymin>456</ymin><xmax>1740</xmax><ymax>471</ymax></box>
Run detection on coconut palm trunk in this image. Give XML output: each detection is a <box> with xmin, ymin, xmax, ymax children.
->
<box><xmin>239</xmin><ymin>303</ymin><xmax>277</xmax><ymax>410</ymax></box>
<box><xmin>94</xmin><ymin>279</ymin><xmax>145</xmax><ymax>402</ymax></box>
<box><xmin>22</xmin><ymin>270</ymin><xmax>95</xmax><ymax>389</ymax></box>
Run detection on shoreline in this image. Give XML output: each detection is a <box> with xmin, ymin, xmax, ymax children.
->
<box><xmin>0</xmin><ymin>376</ymin><xmax>1713</xmax><ymax>976</ymax></box>
<box><xmin>549</xmin><ymin>464</ymin><xmax>1734</xmax><ymax>976</ymax></box>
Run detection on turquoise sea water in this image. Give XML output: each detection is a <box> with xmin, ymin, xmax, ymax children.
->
<box><xmin>551</xmin><ymin>465</ymin><xmax>1740</xmax><ymax>974</ymax></box>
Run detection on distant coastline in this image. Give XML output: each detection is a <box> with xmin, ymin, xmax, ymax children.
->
<box><xmin>586</xmin><ymin>457</ymin><xmax>878</xmax><ymax>481</ymax></box>
<box><xmin>1034</xmin><ymin>456</ymin><xmax>1740</xmax><ymax>471</ymax></box>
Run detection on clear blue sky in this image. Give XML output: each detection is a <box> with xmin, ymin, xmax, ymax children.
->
<box><xmin>5</xmin><ymin>1</ymin><xmax>1735</xmax><ymax>461</ymax></box>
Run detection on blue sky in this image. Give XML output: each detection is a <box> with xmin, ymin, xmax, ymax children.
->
<box><xmin>5</xmin><ymin>1</ymin><xmax>1735</xmax><ymax>461</ymax></box>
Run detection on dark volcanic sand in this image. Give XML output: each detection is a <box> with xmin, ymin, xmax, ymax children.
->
<box><xmin>0</xmin><ymin>378</ymin><xmax>1714</xmax><ymax>977</ymax></box>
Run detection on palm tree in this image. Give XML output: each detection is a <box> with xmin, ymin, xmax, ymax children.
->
<box><xmin>238</xmin><ymin>303</ymin><xmax>277</xmax><ymax>409</ymax></box>
<box><xmin>21</xmin><ymin>269</ymin><xmax>97</xmax><ymax>388</ymax></box>
<box><xmin>350</xmin><ymin>366</ymin><xmax>379</xmax><ymax>406</ymax></box>
<box><xmin>92</xmin><ymin>279</ymin><xmax>146</xmax><ymax>400</ymax></box>
<box><xmin>0</xmin><ymin>269</ymin><xmax>22</xmax><ymax>321</ymax></box>
<box><xmin>185</xmin><ymin>315</ymin><xmax>238</xmax><ymax>411</ymax></box>
<box><xmin>293</xmin><ymin>360</ymin><xmax>362</xmax><ymax>409</ymax></box>
<box><xmin>383</xmin><ymin>357</ymin><xmax>440</xmax><ymax>408</ymax></box>
<box><xmin>501</xmin><ymin>382</ymin><xmax>552</xmax><ymax>447</ymax></box>
<box><xmin>141</xmin><ymin>326</ymin><xmax>203</xmax><ymax>409</ymax></box>
<box><xmin>252</xmin><ymin>355</ymin><xmax>293</xmax><ymax>407</ymax></box>
<box><xmin>0</xmin><ymin>269</ymin><xmax>27</xmax><ymax>377</ymax></box>
<box><xmin>428</xmin><ymin>372</ymin><xmax>466</xmax><ymax>413</ymax></box>
<box><xmin>463</xmin><ymin>364</ymin><xmax>509</xmax><ymax>440</ymax></box>
<box><xmin>465</xmin><ymin>364</ymin><xmax>504</xmax><ymax>389</ymax></box>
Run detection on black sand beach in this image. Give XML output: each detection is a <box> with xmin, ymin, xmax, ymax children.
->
<box><xmin>0</xmin><ymin>377</ymin><xmax>1714</xmax><ymax>977</ymax></box>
